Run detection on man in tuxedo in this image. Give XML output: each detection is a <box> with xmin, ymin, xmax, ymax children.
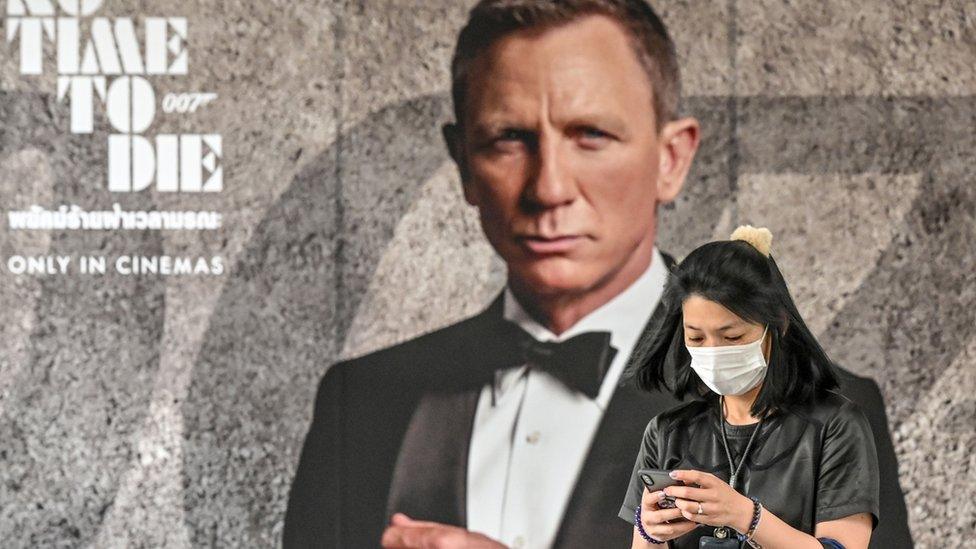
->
<box><xmin>284</xmin><ymin>1</ymin><xmax>912</xmax><ymax>548</ymax></box>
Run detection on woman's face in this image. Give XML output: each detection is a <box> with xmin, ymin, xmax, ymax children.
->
<box><xmin>682</xmin><ymin>294</ymin><xmax>771</xmax><ymax>361</ymax></box>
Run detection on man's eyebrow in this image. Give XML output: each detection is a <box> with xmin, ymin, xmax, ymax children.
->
<box><xmin>470</xmin><ymin>120</ymin><xmax>532</xmax><ymax>138</ymax></box>
<box><xmin>470</xmin><ymin>122</ymin><xmax>504</xmax><ymax>136</ymax></box>
<box><xmin>468</xmin><ymin>111</ymin><xmax>631</xmax><ymax>139</ymax></box>
<box><xmin>563</xmin><ymin>112</ymin><xmax>629</xmax><ymax>136</ymax></box>
<box><xmin>474</xmin><ymin>116</ymin><xmax>525</xmax><ymax>132</ymax></box>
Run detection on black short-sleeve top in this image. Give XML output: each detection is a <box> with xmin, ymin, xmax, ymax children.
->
<box><xmin>618</xmin><ymin>392</ymin><xmax>880</xmax><ymax>548</ymax></box>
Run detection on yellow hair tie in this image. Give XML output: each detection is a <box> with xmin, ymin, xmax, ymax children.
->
<box><xmin>730</xmin><ymin>225</ymin><xmax>773</xmax><ymax>257</ymax></box>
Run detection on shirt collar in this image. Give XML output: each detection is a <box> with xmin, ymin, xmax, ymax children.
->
<box><xmin>491</xmin><ymin>248</ymin><xmax>669</xmax><ymax>406</ymax></box>
<box><xmin>503</xmin><ymin>247</ymin><xmax>669</xmax><ymax>355</ymax></box>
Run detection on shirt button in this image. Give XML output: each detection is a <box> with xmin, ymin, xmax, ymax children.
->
<box><xmin>525</xmin><ymin>431</ymin><xmax>541</xmax><ymax>444</ymax></box>
<box><xmin>512</xmin><ymin>536</ymin><xmax>525</xmax><ymax>548</ymax></box>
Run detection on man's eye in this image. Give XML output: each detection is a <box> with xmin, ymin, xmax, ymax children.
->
<box><xmin>488</xmin><ymin>130</ymin><xmax>535</xmax><ymax>151</ymax></box>
<box><xmin>575</xmin><ymin>126</ymin><xmax>613</xmax><ymax>148</ymax></box>
<box><xmin>687</xmin><ymin>337</ymin><xmax>703</xmax><ymax>343</ymax></box>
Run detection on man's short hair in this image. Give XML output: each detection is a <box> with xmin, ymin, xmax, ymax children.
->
<box><xmin>450</xmin><ymin>0</ymin><xmax>680</xmax><ymax>131</ymax></box>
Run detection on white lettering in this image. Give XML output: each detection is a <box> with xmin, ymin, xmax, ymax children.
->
<box><xmin>57</xmin><ymin>0</ymin><xmax>103</xmax><ymax>17</ymax></box>
<box><xmin>5</xmin><ymin>255</ymin><xmax>71</xmax><ymax>274</ymax></box>
<box><xmin>105</xmin><ymin>75</ymin><xmax>155</xmax><ymax>133</ymax></box>
<box><xmin>108</xmin><ymin>134</ymin><xmax>222</xmax><ymax>192</ymax></box>
<box><xmin>57</xmin><ymin>75</ymin><xmax>105</xmax><ymax>133</ymax></box>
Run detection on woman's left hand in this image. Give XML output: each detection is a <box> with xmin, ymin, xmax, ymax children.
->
<box><xmin>663</xmin><ymin>470</ymin><xmax>754</xmax><ymax>533</ymax></box>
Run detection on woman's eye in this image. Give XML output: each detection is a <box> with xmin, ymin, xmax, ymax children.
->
<box><xmin>687</xmin><ymin>337</ymin><xmax>703</xmax><ymax>343</ymax></box>
<box><xmin>726</xmin><ymin>335</ymin><xmax>742</xmax><ymax>342</ymax></box>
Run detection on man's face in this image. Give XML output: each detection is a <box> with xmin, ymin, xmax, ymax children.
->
<box><xmin>447</xmin><ymin>15</ymin><xmax>697</xmax><ymax>299</ymax></box>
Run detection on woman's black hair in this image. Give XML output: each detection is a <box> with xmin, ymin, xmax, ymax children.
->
<box><xmin>632</xmin><ymin>239</ymin><xmax>839</xmax><ymax>417</ymax></box>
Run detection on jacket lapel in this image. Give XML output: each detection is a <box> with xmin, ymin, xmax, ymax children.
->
<box><xmin>553</xmin><ymin>253</ymin><xmax>680</xmax><ymax>547</ymax></box>
<box><xmin>388</xmin><ymin>250</ymin><xmax>679</xmax><ymax>543</ymax></box>
<box><xmin>386</xmin><ymin>294</ymin><xmax>520</xmax><ymax>526</ymax></box>
<box><xmin>385</xmin><ymin>386</ymin><xmax>482</xmax><ymax>526</ymax></box>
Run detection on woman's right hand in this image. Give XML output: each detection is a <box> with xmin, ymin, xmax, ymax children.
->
<box><xmin>636</xmin><ymin>488</ymin><xmax>697</xmax><ymax>544</ymax></box>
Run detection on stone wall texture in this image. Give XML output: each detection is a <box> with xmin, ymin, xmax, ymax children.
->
<box><xmin>1</xmin><ymin>1</ymin><xmax>973</xmax><ymax>547</ymax></box>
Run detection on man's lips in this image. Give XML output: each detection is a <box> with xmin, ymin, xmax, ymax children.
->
<box><xmin>518</xmin><ymin>235</ymin><xmax>586</xmax><ymax>254</ymax></box>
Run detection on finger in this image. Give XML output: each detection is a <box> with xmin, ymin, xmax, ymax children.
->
<box><xmin>390</xmin><ymin>514</ymin><xmax>448</xmax><ymax>529</ymax></box>
<box><xmin>669</xmin><ymin>469</ymin><xmax>715</xmax><ymax>487</ymax></box>
<box><xmin>678</xmin><ymin>508</ymin><xmax>710</xmax><ymax>524</ymax></box>
<box><xmin>674</xmin><ymin>498</ymin><xmax>714</xmax><ymax>525</ymax></box>
<box><xmin>390</xmin><ymin>513</ymin><xmax>413</xmax><ymax>526</ymax></box>
<box><xmin>663</xmin><ymin>485</ymin><xmax>710</xmax><ymax>501</ymax></box>
<box><xmin>644</xmin><ymin>506</ymin><xmax>686</xmax><ymax>525</ymax></box>
<box><xmin>643</xmin><ymin>489</ymin><xmax>664</xmax><ymax>500</ymax></box>
<box><xmin>641</xmin><ymin>490</ymin><xmax>665</xmax><ymax>511</ymax></box>
<box><xmin>672</xmin><ymin>497</ymin><xmax>702</xmax><ymax>516</ymax></box>
<box><xmin>671</xmin><ymin>519</ymin><xmax>698</xmax><ymax>536</ymax></box>
<box><xmin>647</xmin><ymin>518</ymin><xmax>698</xmax><ymax>539</ymax></box>
<box><xmin>381</xmin><ymin>524</ymin><xmax>441</xmax><ymax>548</ymax></box>
<box><xmin>380</xmin><ymin>525</ymin><xmax>413</xmax><ymax>547</ymax></box>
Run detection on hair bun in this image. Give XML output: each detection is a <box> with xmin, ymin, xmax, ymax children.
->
<box><xmin>730</xmin><ymin>225</ymin><xmax>773</xmax><ymax>257</ymax></box>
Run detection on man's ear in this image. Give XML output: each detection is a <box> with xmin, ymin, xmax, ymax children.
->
<box><xmin>656</xmin><ymin>117</ymin><xmax>701</xmax><ymax>204</ymax></box>
<box><xmin>442</xmin><ymin>122</ymin><xmax>477</xmax><ymax>205</ymax></box>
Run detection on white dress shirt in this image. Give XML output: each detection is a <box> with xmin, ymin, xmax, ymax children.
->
<box><xmin>466</xmin><ymin>248</ymin><xmax>669</xmax><ymax>549</ymax></box>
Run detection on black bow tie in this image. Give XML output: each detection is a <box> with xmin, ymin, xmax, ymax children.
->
<box><xmin>510</xmin><ymin>329</ymin><xmax>619</xmax><ymax>399</ymax></box>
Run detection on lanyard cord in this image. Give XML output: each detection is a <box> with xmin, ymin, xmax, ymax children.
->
<box><xmin>719</xmin><ymin>395</ymin><xmax>764</xmax><ymax>492</ymax></box>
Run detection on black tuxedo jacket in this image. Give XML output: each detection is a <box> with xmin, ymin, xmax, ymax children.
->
<box><xmin>284</xmin><ymin>258</ymin><xmax>912</xmax><ymax>548</ymax></box>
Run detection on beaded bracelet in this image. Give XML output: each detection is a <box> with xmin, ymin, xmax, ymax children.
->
<box><xmin>743</xmin><ymin>496</ymin><xmax>763</xmax><ymax>548</ymax></box>
<box><xmin>633</xmin><ymin>505</ymin><xmax>666</xmax><ymax>545</ymax></box>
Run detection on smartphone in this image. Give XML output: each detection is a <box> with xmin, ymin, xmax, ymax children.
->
<box><xmin>638</xmin><ymin>468</ymin><xmax>684</xmax><ymax>509</ymax></box>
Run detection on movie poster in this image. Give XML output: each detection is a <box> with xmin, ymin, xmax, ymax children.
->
<box><xmin>1</xmin><ymin>1</ymin><xmax>973</xmax><ymax>547</ymax></box>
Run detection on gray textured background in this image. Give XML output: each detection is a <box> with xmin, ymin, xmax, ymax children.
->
<box><xmin>1</xmin><ymin>1</ymin><xmax>974</xmax><ymax>547</ymax></box>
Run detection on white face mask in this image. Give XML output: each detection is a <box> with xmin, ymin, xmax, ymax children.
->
<box><xmin>686</xmin><ymin>326</ymin><xmax>768</xmax><ymax>396</ymax></box>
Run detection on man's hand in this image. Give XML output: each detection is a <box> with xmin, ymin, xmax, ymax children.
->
<box><xmin>381</xmin><ymin>513</ymin><xmax>508</xmax><ymax>549</ymax></box>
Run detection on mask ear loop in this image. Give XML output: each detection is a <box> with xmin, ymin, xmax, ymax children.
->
<box><xmin>760</xmin><ymin>325</ymin><xmax>771</xmax><ymax>364</ymax></box>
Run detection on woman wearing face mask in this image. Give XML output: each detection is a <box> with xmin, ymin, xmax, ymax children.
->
<box><xmin>620</xmin><ymin>226</ymin><xmax>879</xmax><ymax>549</ymax></box>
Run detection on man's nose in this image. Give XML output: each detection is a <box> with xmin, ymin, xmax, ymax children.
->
<box><xmin>522</xmin><ymin>135</ymin><xmax>577</xmax><ymax>210</ymax></box>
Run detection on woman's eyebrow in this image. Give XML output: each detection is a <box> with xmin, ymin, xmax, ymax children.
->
<box><xmin>683</xmin><ymin>323</ymin><xmax>742</xmax><ymax>331</ymax></box>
